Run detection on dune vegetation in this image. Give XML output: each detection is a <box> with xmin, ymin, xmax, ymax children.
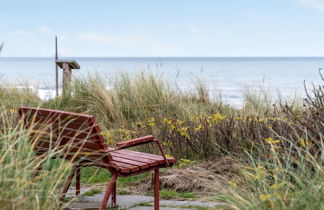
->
<box><xmin>0</xmin><ymin>71</ymin><xmax>323</xmax><ymax>209</ymax></box>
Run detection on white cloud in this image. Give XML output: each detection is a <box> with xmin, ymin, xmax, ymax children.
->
<box><xmin>8</xmin><ymin>30</ymin><xmax>34</xmax><ymax>39</ymax></box>
<box><xmin>78</xmin><ymin>31</ymin><xmax>147</xmax><ymax>47</ymax></box>
<box><xmin>297</xmin><ymin>0</ymin><xmax>324</xmax><ymax>12</ymax></box>
<box><xmin>37</xmin><ymin>26</ymin><xmax>69</xmax><ymax>41</ymax></box>
<box><xmin>77</xmin><ymin>31</ymin><xmax>177</xmax><ymax>55</ymax></box>
<box><xmin>38</xmin><ymin>26</ymin><xmax>53</xmax><ymax>34</ymax></box>
<box><xmin>187</xmin><ymin>25</ymin><xmax>202</xmax><ymax>34</ymax></box>
<box><xmin>261</xmin><ymin>32</ymin><xmax>273</xmax><ymax>40</ymax></box>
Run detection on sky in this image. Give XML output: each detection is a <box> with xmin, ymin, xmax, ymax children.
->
<box><xmin>1</xmin><ymin>0</ymin><xmax>324</xmax><ymax>57</ymax></box>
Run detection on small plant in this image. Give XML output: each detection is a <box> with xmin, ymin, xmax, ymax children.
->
<box><xmin>83</xmin><ymin>188</ymin><xmax>102</xmax><ymax>196</ymax></box>
<box><xmin>119</xmin><ymin>190</ymin><xmax>130</xmax><ymax>195</ymax></box>
<box><xmin>160</xmin><ymin>190</ymin><xmax>178</xmax><ymax>199</ymax></box>
<box><xmin>178</xmin><ymin>192</ymin><xmax>197</xmax><ymax>199</ymax></box>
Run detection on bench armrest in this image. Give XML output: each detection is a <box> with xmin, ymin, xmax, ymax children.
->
<box><xmin>116</xmin><ymin>135</ymin><xmax>170</xmax><ymax>166</ymax></box>
<box><xmin>116</xmin><ymin>135</ymin><xmax>154</xmax><ymax>149</ymax></box>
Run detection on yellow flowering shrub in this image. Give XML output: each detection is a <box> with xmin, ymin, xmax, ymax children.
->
<box><xmin>264</xmin><ymin>137</ymin><xmax>280</xmax><ymax>144</ymax></box>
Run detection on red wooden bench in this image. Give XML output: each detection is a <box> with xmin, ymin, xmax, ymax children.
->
<box><xmin>18</xmin><ymin>106</ymin><xmax>176</xmax><ymax>210</ymax></box>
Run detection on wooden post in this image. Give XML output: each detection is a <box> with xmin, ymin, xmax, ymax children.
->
<box><xmin>55</xmin><ymin>60</ymin><xmax>80</xmax><ymax>95</ymax></box>
<box><xmin>55</xmin><ymin>37</ymin><xmax>59</xmax><ymax>98</ymax></box>
<box><xmin>62</xmin><ymin>63</ymin><xmax>72</xmax><ymax>88</ymax></box>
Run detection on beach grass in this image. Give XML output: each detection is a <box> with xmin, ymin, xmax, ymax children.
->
<box><xmin>0</xmin><ymin>71</ymin><xmax>323</xmax><ymax>209</ymax></box>
<box><xmin>0</xmin><ymin>108</ymin><xmax>72</xmax><ymax>209</ymax></box>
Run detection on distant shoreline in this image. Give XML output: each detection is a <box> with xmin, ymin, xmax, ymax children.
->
<box><xmin>1</xmin><ymin>56</ymin><xmax>324</xmax><ymax>59</ymax></box>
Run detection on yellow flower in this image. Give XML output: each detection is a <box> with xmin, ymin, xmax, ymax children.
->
<box><xmin>260</xmin><ymin>193</ymin><xmax>283</xmax><ymax>201</ymax></box>
<box><xmin>299</xmin><ymin>138</ymin><xmax>311</xmax><ymax>147</ymax></box>
<box><xmin>179</xmin><ymin>158</ymin><xmax>195</xmax><ymax>167</ymax></box>
<box><xmin>234</xmin><ymin>116</ymin><xmax>243</xmax><ymax>120</ymax></box>
<box><xmin>265</xmin><ymin>137</ymin><xmax>280</xmax><ymax>144</ymax></box>
<box><xmin>134</xmin><ymin>122</ymin><xmax>143</xmax><ymax>127</ymax></box>
<box><xmin>211</xmin><ymin>113</ymin><xmax>225</xmax><ymax>121</ymax></box>
<box><xmin>162</xmin><ymin>141</ymin><xmax>172</xmax><ymax>147</ymax></box>
<box><xmin>245</xmin><ymin>166</ymin><xmax>266</xmax><ymax>181</ymax></box>
<box><xmin>107</xmin><ymin>138</ymin><xmax>115</xmax><ymax>144</ymax></box>
<box><xmin>146</xmin><ymin>118</ymin><xmax>156</xmax><ymax>127</ymax></box>
<box><xmin>260</xmin><ymin>193</ymin><xmax>278</xmax><ymax>209</ymax></box>
<box><xmin>260</xmin><ymin>194</ymin><xmax>271</xmax><ymax>201</ymax></box>
<box><xmin>170</xmin><ymin>124</ymin><xmax>176</xmax><ymax>130</ymax></box>
<box><xmin>228</xmin><ymin>180</ymin><xmax>238</xmax><ymax>188</ymax></box>
<box><xmin>177</xmin><ymin>127</ymin><xmax>190</xmax><ymax>139</ymax></box>
<box><xmin>180</xmin><ymin>158</ymin><xmax>191</xmax><ymax>163</ymax></box>
<box><xmin>269</xmin><ymin>183</ymin><xmax>285</xmax><ymax>191</ymax></box>
<box><xmin>149</xmin><ymin>122</ymin><xmax>156</xmax><ymax>127</ymax></box>
<box><xmin>194</xmin><ymin>124</ymin><xmax>204</xmax><ymax>132</ymax></box>
<box><xmin>163</xmin><ymin>118</ymin><xmax>173</xmax><ymax>125</ymax></box>
<box><xmin>9</xmin><ymin>108</ymin><xmax>15</xmax><ymax>113</ymax></box>
<box><xmin>177</xmin><ymin>120</ymin><xmax>184</xmax><ymax>125</ymax></box>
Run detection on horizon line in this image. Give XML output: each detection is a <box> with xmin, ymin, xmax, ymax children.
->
<box><xmin>1</xmin><ymin>56</ymin><xmax>324</xmax><ymax>59</ymax></box>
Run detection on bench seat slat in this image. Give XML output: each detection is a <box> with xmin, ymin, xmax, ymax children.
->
<box><xmin>114</xmin><ymin>150</ymin><xmax>166</xmax><ymax>161</ymax></box>
<box><xmin>111</xmin><ymin>152</ymin><xmax>160</xmax><ymax>166</ymax></box>
<box><xmin>111</xmin><ymin>157</ymin><xmax>151</xmax><ymax>169</ymax></box>
<box><xmin>110</xmin><ymin>161</ymin><xmax>140</xmax><ymax>172</ymax></box>
<box><xmin>119</xmin><ymin>149</ymin><xmax>169</xmax><ymax>159</ymax></box>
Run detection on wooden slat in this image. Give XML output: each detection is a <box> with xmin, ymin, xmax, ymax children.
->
<box><xmin>21</xmin><ymin>107</ymin><xmax>107</xmax><ymax>152</ymax></box>
<box><xmin>26</xmin><ymin>115</ymin><xmax>91</xmax><ymax>128</ymax></box>
<box><xmin>113</xmin><ymin>150</ymin><xmax>176</xmax><ymax>165</ymax></box>
<box><xmin>114</xmin><ymin>150</ymin><xmax>165</xmax><ymax>161</ymax></box>
<box><xmin>111</xmin><ymin>152</ymin><xmax>161</xmax><ymax>167</ymax></box>
<box><xmin>19</xmin><ymin>106</ymin><xmax>93</xmax><ymax>120</ymax></box>
<box><xmin>32</xmin><ymin>136</ymin><xmax>103</xmax><ymax>151</ymax></box>
<box><xmin>111</xmin><ymin>161</ymin><xmax>140</xmax><ymax>172</ymax></box>
<box><xmin>29</xmin><ymin>125</ymin><xmax>96</xmax><ymax>140</ymax></box>
<box><xmin>112</xmin><ymin>156</ymin><xmax>150</xmax><ymax>169</ymax></box>
<box><xmin>111</xmin><ymin>151</ymin><xmax>160</xmax><ymax>163</ymax></box>
<box><xmin>130</xmin><ymin>150</ymin><xmax>177</xmax><ymax>163</ymax></box>
<box><xmin>125</xmin><ymin>150</ymin><xmax>167</xmax><ymax>159</ymax></box>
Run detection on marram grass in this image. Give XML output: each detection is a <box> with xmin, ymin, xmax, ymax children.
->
<box><xmin>0</xmin><ymin>71</ymin><xmax>323</xmax><ymax>209</ymax></box>
<box><xmin>0</xmin><ymin>108</ymin><xmax>75</xmax><ymax>210</ymax></box>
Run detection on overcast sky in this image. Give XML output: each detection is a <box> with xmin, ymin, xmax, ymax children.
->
<box><xmin>1</xmin><ymin>0</ymin><xmax>324</xmax><ymax>57</ymax></box>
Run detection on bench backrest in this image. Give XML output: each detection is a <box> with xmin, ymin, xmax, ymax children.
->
<box><xmin>18</xmin><ymin>106</ymin><xmax>111</xmax><ymax>163</ymax></box>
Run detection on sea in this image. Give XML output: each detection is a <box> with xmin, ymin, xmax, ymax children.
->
<box><xmin>0</xmin><ymin>57</ymin><xmax>323</xmax><ymax>107</ymax></box>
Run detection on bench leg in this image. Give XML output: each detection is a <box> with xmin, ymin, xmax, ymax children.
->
<box><xmin>76</xmin><ymin>167</ymin><xmax>81</xmax><ymax>196</ymax></box>
<box><xmin>154</xmin><ymin>169</ymin><xmax>160</xmax><ymax>210</ymax></box>
<box><xmin>59</xmin><ymin>168</ymin><xmax>76</xmax><ymax>202</ymax></box>
<box><xmin>99</xmin><ymin>175</ymin><xmax>117</xmax><ymax>210</ymax></box>
<box><xmin>111</xmin><ymin>179</ymin><xmax>117</xmax><ymax>207</ymax></box>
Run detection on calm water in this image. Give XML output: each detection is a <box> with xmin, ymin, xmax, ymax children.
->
<box><xmin>0</xmin><ymin>57</ymin><xmax>323</xmax><ymax>106</ymax></box>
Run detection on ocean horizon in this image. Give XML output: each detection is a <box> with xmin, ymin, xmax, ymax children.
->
<box><xmin>1</xmin><ymin>56</ymin><xmax>323</xmax><ymax>107</ymax></box>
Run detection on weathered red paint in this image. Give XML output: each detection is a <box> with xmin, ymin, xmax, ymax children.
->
<box><xmin>100</xmin><ymin>175</ymin><xmax>117</xmax><ymax>210</ymax></box>
<box><xmin>76</xmin><ymin>167</ymin><xmax>81</xmax><ymax>196</ymax></box>
<box><xmin>18</xmin><ymin>106</ymin><xmax>176</xmax><ymax>209</ymax></box>
<box><xmin>154</xmin><ymin>169</ymin><xmax>160</xmax><ymax>210</ymax></box>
